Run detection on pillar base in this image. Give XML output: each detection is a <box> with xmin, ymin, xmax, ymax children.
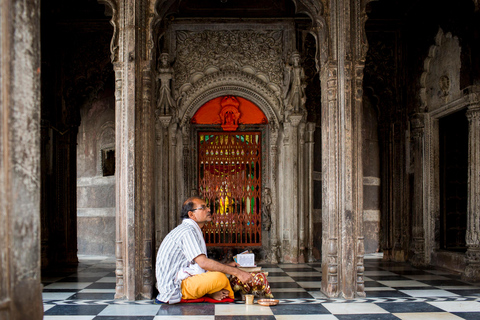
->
<box><xmin>463</xmin><ymin>264</ymin><xmax>480</xmax><ymax>282</ymax></box>
<box><xmin>462</xmin><ymin>247</ymin><xmax>480</xmax><ymax>282</ymax></box>
<box><xmin>410</xmin><ymin>252</ymin><xmax>428</xmax><ymax>268</ymax></box>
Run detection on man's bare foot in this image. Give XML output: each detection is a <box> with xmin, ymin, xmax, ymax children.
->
<box><xmin>207</xmin><ymin>289</ymin><xmax>230</xmax><ymax>300</ymax></box>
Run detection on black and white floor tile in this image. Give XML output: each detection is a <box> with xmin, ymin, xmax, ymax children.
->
<box><xmin>43</xmin><ymin>254</ymin><xmax>480</xmax><ymax>319</ymax></box>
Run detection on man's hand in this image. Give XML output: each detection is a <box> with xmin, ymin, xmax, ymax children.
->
<box><xmin>227</xmin><ymin>261</ymin><xmax>240</xmax><ymax>267</ymax></box>
<box><xmin>235</xmin><ymin>269</ymin><xmax>254</xmax><ymax>284</ymax></box>
<box><xmin>194</xmin><ymin>255</ymin><xmax>254</xmax><ymax>284</ymax></box>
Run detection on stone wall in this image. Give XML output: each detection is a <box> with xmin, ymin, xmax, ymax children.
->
<box><xmin>0</xmin><ymin>0</ymin><xmax>43</xmax><ymax>318</ymax></box>
<box><xmin>77</xmin><ymin>88</ymin><xmax>115</xmax><ymax>256</ymax></box>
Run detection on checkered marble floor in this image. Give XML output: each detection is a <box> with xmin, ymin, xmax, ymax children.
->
<box><xmin>43</xmin><ymin>253</ymin><xmax>480</xmax><ymax>319</ymax></box>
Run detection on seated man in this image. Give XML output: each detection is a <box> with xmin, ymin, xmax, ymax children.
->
<box><xmin>155</xmin><ymin>197</ymin><xmax>253</xmax><ymax>304</ymax></box>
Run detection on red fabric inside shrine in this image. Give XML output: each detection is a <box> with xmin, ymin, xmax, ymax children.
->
<box><xmin>191</xmin><ymin>96</ymin><xmax>268</xmax><ymax>125</ymax></box>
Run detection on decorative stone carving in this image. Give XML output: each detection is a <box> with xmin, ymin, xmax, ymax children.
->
<box><xmin>420</xmin><ymin>28</ymin><xmax>461</xmax><ymax>112</ymax></box>
<box><xmin>173</xmin><ymin>29</ymin><xmax>285</xmax><ymax>93</ymax></box>
<box><xmin>156</xmin><ymin>53</ymin><xmax>176</xmax><ymax>115</ymax></box>
<box><xmin>156</xmin><ymin>112</ymin><xmax>172</xmax><ymax>129</ymax></box>
<box><xmin>219</xmin><ymin>96</ymin><xmax>241</xmax><ymax>131</ymax></box>
<box><xmin>283</xmin><ymin>51</ymin><xmax>307</xmax><ymax>115</ymax></box>
<box><xmin>439</xmin><ymin>75</ymin><xmax>450</xmax><ymax>97</ymax></box>
<box><xmin>262</xmin><ymin>187</ymin><xmax>272</xmax><ymax>231</ymax></box>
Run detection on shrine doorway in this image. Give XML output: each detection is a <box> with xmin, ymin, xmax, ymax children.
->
<box><xmin>198</xmin><ymin>131</ymin><xmax>262</xmax><ymax>247</ymax></box>
<box><xmin>192</xmin><ymin>96</ymin><xmax>268</xmax><ymax>248</ymax></box>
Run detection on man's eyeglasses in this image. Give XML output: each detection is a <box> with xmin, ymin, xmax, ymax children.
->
<box><xmin>192</xmin><ymin>205</ymin><xmax>209</xmax><ymax>211</ymax></box>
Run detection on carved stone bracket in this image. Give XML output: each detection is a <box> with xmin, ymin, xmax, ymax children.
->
<box><xmin>288</xmin><ymin>113</ymin><xmax>304</xmax><ymax>127</ymax></box>
<box><xmin>156</xmin><ymin>114</ymin><xmax>172</xmax><ymax>129</ymax></box>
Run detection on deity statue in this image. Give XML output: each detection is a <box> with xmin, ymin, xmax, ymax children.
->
<box><xmin>157</xmin><ymin>53</ymin><xmax>176</xmax><ymax>115</ymax></box>
<box><xmin>262</xmin><ymin>187</ymin><xmax>272</xmax><ymax>231</ymax></box>
<box><xmin>283</xmin><ymin>51</ymin><xmax>306</xmax><ymax>114</ymax></box>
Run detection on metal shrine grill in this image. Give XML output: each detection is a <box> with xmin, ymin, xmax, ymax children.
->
<box><xmin>198</xmin><ymin>132</ymin><xmax>262</xmax><ymax>246</ymax></box>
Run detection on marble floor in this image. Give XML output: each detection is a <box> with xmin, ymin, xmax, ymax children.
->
<box><xmin>42</xmin><ymin>253</ymin><xmax>480</xmax><ymax>320</ymax></box>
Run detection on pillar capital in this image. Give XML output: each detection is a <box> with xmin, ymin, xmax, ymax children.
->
<box><xmin>410</xmin><ymin>112</ymin><xmax>426</xmax><ymax>130</ymax></box>
<box><xmin>288</xmin><ymin>113</ymin><xmax>304</xmax><ymax>127</ymax></box>
<box><xmin>467</xmin><ymin>104</ymin><xmax>480</xmax><ymax>119</ymax></box>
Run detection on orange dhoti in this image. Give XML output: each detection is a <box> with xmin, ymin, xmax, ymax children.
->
<box><xmin>180</xmin><ymin>271</ymin><xmax>234</xmax><ymax>300</ymax></box>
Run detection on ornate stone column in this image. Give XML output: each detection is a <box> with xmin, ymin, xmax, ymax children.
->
<box><xmin>114</xmin><ymin>0</ymin><xmax>156</xmax><ymax>300</ymax></box>
<box><xmin>409</xmin><ymin>113</ymin><xmax>428</xmax><ymax>267</ymax></box>
<box><xmin>280</xmin><ymin>114</ymin><xmax>303</xmax><ymax>263</ymax></box>
<box><xmin>155</xmin><ymin>114</ymin><xmax>171</xmax><ymax>245</ymax></box>
<box><xmin>168</xmin><ymin>122</ymin><xmax>178</xmax><ymax>231</ymax></box>
<box><xmin>298</xmin><ymin>122</ymin><xmax>306</xmax><ymax>263</ymax></box>
<box><xmin>140</xmin><ymin>62</ymin><xmax>155</xmax><ymax>299</ymax></box>
<box><xmin>268</xmin><ymin>128</ymin><xmax>280</xmax><ymax>263</ymax></box>
<box><xmin>320</xmin><ymin>0</ymin><xmax>367</xmax><ymax>299</ymax></box>
<box><xmin>305</xmin><ymin>122</ymin><xmax>316</xmax><ymax>262</ymax></box>
<box><xmin>464</xmin><ymin>105</ymin><xmax>480</xmax><ymax>281</ymax></box>
<box><xmin>0</xmin><ymin>0</ymin><xmax>43</xmax><ymax>318</ymax></box>
<box><xmin>113</xmin><ymin>62</ymin><xmax>125</xmax><ymax>299</ymax></box>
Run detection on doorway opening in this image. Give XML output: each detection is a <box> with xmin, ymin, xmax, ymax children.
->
<box><xmin>439</xmin><ymin>109</ymin><xmax>468</xmax><ymax>252</ymax></box>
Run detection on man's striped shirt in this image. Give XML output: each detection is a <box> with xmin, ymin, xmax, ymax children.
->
<box><xmin>155</xmin><ymin>219</ymin><xmax>206</xmax><ymax>304</ymax></box>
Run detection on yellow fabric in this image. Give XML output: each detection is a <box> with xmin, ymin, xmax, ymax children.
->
<box><xmin>181</xmin><ymin>271</ymin><xmax>234</xmax><ymax>300</ymax></box>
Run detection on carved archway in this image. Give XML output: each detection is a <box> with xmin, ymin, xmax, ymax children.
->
<box><xmin>178</xmin><ymin>71</ymin><xmax>281</xmax><ymax>128</ymax></box>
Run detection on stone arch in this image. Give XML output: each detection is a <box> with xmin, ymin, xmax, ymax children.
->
<box><xmin>97</xmin><ymin>0</ymin><xmax>119</xmax><ymax>63</ymax></box>
<box><xmin>178</xmin><ymin>71</ymin><xmax>282</xmax><ymax>129</ymax></box>
<box><xmin>420</xmin><ymin>28</ymin><xmax>461</xmax><ymax>112</ymax></box>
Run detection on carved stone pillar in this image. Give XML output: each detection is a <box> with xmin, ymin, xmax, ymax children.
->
<box><xmin>298</xmin><ymin>122</ymin><xmax>306</xmax><ymax>263</ymax></box>
<box><xmin>305</xmin><ymin>122</ymin><xmax>316</xmax><ymax>262</ymax></box>
<box><xmin>268</xmin><ymin>128</ymin><xmax>280</xmax><ymax>263</ymax></box>
<box><xmin>410</xmin><ymin>113</ymin><xmax>428</xmax><ymax>267</ymax></box>
<box><xmin>154</xmin><ymin>116</ymin><xmax>165</xmax><ymax>249</ymax></box>
<box><xmin>155</xmin><ymin>115</ymin><xmax>170</xmax><ymax>246</ymax></box>
<box><xmin>464</xmin><ymin>105</ymin><xmax>480</xmax><ymax>281</ymax></box>
<box><xmin>168</xmin><ymin>122</ymin><xmax>178</xmax><ymax>231</ymax></box>
<box><xmin>0</xmin><ymin>0</ymin><xmax>43</xmax><ymax>318</ymax></box>
<box><xmin>320</xmin><ymin>0</ymin><xmax>367</xmax><ymax>299</ymax></box>
<box><xmin>140</xmin><ymin>63</ymin><xmax>155</xmax><ymax>299</ymax></box>
<box><xmin>280</xmin><ymin>114</ymin><xmax>303</xmax><ymax>262</ymax></box>
<box><xmin>113</xmin><ymin>62</ymin><xmax>125</xmax><ymax>299</ymax></box>
<box><xmin>114</xmin><ymin>1</ymin><xmax>156</xmax><ymax>300</ymax></box>
<box><xmin>181</xmin><ymin>121</ymin><xmax>192</xmax><ymax>198</ymax></box>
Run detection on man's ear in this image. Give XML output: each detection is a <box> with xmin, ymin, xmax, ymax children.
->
<box><xmin>188</xmin><ymin>210</ymin><xmax>195</xmax><ymax>220</ymax></box>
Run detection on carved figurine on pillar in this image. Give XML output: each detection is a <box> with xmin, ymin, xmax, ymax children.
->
<box><xmin>262</xmin><ymin>187</ymin><xmax>272</xmax><ymax>231</ymax></box>
<box><xmin>283</xmin><ymin>51</ymin><xmax>306</xmax><ymax>117</ymax></box>
<box><xmin>157</xmin><ymin>53</ymin><xmax>176</xmax><ymax>116</ymax></box>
